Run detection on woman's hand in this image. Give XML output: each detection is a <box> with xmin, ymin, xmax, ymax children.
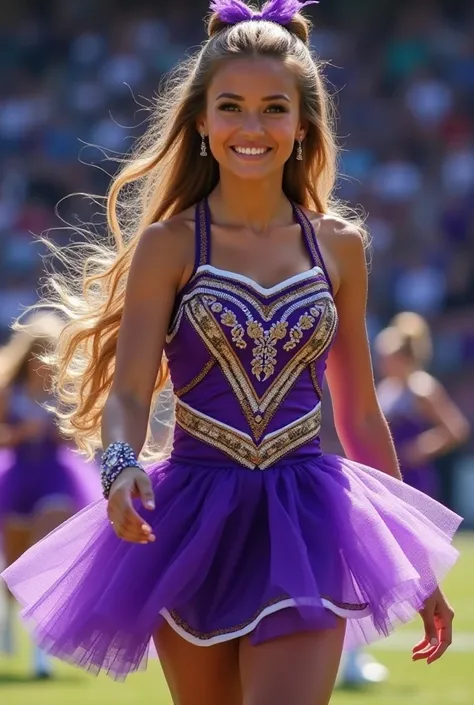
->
<box><xmin>413</xmin><ymin>587</ymin><xmax>454</xmax><ymax>664</ymax></box>
<box><xmin>107</xmin><ymin>467</ymin><xmax>156</xmax><ymax>544</ymax></box>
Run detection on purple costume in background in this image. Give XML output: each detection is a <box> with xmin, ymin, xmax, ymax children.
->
<box><xmin>2</xmin><ymin>200</ymin><xmax>462</xmax><ymax>679</ymax></box>
<box><xmin>0</xmin><ymin>388</ymin><xmax>101</xmax><ymax>522</ymax></box>
<box><xmin>378</xmin><ymin>383</ymin><xmax>439</xmax><ymax>499</ymax></box>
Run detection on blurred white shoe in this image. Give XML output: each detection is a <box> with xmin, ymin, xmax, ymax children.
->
<box><xmin>337</xmin><ymin>649</ymin><xmax>389</xmax><ymax>688</ymax></box>
<box><xmin>359</xmin><ymin>652</ymin><xmax>390</xmax><ymax>684</ymax></box>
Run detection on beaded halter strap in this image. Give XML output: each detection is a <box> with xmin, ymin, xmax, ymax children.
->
<box><xmin>193</xmin><ymin>199</ymin><xmax>332</xmax><ymax>294</ymax></box>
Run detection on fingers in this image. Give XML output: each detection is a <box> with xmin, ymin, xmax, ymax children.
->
<box><xmin>412</xmin><ymin>637</ymin><xmax>438</xmax><ymax>662</ymax></box>
<box><xmin>107</xmin><ymin>494</ymin><xmax>156</xmax><ymax>544</ymax></box>
<box><xmin>111</xmin><ymin>513</ymin><xmax>156</xmax><ymax>544</ymax></box>
<box><xmin>426</xmin><ymin>612</ymin><xmax>453</xmax><ymax>665</ymax></box>
<box><xmin>413</xmin><ymin>604</ymin><xmax>454</xmax><ymax>664</ymax></box>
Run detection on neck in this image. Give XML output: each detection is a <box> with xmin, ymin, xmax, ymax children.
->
<box><xmin>210</xmin><ymin>171</ymin><xmax>292</xmax><ymax>233</ymax></box>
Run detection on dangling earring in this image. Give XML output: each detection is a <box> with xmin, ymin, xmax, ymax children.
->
<box><xmin>200</xmin><ymin>132</ymin><xmax>208</xmax><ymax>157</ymax></box>
<box><xmin>296</xmin><ymin>138</ymin><xmax>303</xmax><ymax>161</ymax></box>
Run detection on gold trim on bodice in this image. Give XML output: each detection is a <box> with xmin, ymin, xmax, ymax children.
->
<box><xmin>176</xmin><ymin>399</ymin><xmax>322</xmax><ymax>470</ymax></box>
<box><xmin>186</xmin><ymin>292</ymin><xmax>337</xmax><ymax>441</ymax></box>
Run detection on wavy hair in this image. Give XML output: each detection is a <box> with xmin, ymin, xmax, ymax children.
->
<box><xmin>29</xmin><ymin>8</ymin><xmax>366</xmax><ymax>458</ymax></box>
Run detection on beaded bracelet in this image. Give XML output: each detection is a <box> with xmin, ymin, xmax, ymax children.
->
<box><xmin>100</xmin><ymin>441</ymin><xmax>144</xmax><ymax>499</ymax></box>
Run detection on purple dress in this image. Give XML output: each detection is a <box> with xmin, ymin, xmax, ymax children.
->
<box><xmin>1</xmin><ymin>200</ymin><xmax>462</xmax><ymax>680</ymax></box>
<box><xmin>0</xmin><ymin>388</ymin><xmax>101</xmax><ymax>522</ymax></box>
<box><xmin>378</xmin><ymin>381</ymin><xmax>439</xmax><ymax>499</ymax></box>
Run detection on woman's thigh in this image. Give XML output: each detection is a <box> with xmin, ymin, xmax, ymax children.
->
<box><xmin>240</xmin><ymin>617</ymin><xmax>346</xmax><ymax>705</ymax></box>
<box><xmin>153</xmin><ymin>622</ymin><xmax>241</xmax><ymax>705</ymax></box>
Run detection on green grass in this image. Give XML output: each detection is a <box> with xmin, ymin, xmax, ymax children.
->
<box><xmin>1</xmin><ymin>534</ymin><xmax>473</xmax><ymax>704</ymax></box>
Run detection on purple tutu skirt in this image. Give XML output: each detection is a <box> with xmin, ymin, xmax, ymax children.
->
<box><xmin>0</xmin><ymin>446</ymin><xmax>101</xmax><ymax>521</ymax></box>
<box><xmin>1</xmin><ymin>454</ymin><xmax>461</xmax><ymax>680</ymax></box>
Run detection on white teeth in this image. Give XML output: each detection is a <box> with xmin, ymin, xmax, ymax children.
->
<box><xmin>234</xmin><ymin>146</ymin><xmax>269</xmax><ymax>155</ymax></box>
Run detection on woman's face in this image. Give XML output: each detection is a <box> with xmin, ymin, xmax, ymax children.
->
<box><xmin>201</xmin><ymin>56</ymin><xmax>305</xmax><ymax>181</ymax></box>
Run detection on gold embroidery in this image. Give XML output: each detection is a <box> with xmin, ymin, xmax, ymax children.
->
<box><xmin>187</xmin><ymin>293</ymin><xmax>337</xmax><ymax>441</ymax></box>
<box><xmin>220</xmin><ymin>309</ymin><xmax>247</xmax><ymax>349</ymax></box>
<box><xmin>198</xmin><ymin>286</ymin><xmax>332</xmax><ymax>383</ymax></box>
<box><xmin>310</xmin><ymin>363</ymin><xmax>323</xmax><ymax>401</ymax></box>
<box><xmin>247</xmin><ymin>320</ymin><xmax>288</xmax><ymax>381</ymax></box>
<box><xmin>283</xmin><ymin>310</ymin><xmax>318</xmax><ymax>351</ymax></box>
<box><xmin>167</xmin><ymin>276</ymin><xmax>329</xmax><ymax>343</ymax></box>
<box><xmin>175</xmin><ymin>400</ymin><xmax>322</xmax><ymax>470</ymax></box>
<box><xmin>182</xmin><ymin>276</ymin><xmax>327</xmax><ymax>321</ymax></box>
<box><xmin>175</xmin><ymin>359</ymin><xmax>215</xmax><ymax>398</ymax></box>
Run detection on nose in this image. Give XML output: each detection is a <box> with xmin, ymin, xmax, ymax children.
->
<box><xmin>241</xmin><ymin>112</ymin><xmax>265</xmax><ymax>137</ymax></box>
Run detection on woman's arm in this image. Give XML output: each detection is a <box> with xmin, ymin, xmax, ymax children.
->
<box><xmin>401</xmin><ymin>372</ymin><xmax>470</xmax><ymax>465</ymax></box>
<box><xmin>323</xmin><ymin>222</ymin><xmax>402</xmax><ymax>480</ymax></box>
<box><xmin>103</xmin><ymin>217</ymin><xmax>193</xmax><ymax>542</ymax></box>
<box><xmin>101</xmin><ymin>219</ymin><xmax>191</xmax><ymax>453</ymax></box>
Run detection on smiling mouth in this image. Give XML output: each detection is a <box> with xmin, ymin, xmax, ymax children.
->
<box><xmin>231</xmin><ymin>146</ymin><xmax>272</xmax><ymax>156</ymax></box>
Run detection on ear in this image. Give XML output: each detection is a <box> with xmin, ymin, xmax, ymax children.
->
<box><xmin>197</xmin><ymin>117</ymin><xmax>207</xmax><ymax>136</ymax></box>
<box><xmin>297</xmin><ymin>119</ymin><xmax>309</xmax><ymax>141</ymax></box>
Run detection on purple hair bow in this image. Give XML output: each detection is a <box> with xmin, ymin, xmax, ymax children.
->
<box><xmin>209</xmin><ymin>0</ymin><xmax>319</xmax><ymax>26</ymax></box>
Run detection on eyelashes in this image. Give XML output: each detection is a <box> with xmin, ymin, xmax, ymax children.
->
<box><xmin>217</xmin><ymin>103</ymin><xmax>289</xmax><ymax>113</ymax></box>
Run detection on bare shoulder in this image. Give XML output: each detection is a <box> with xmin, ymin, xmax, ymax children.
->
<box><xmin>304</xmin><ymin>210</ymin><xmax>366</xmax><ymax>294</ymax></box>
<box><xmin>317</xmin><ymin>215</ymin><xmax>365</xmax><ymax>254</ymax></box>
<box><xmin>132</xmin><ymin>206</ymin><xmax>196</xmax><ymax>291</ymax></box>
<box><xmin>408</xmin><ymin>370</ymin><xmax>439</xmax><ymax>399</ymax></box>
<box><xmin>137</xmin><ymin>207</ymin><xmax>195</xmax><ymax>261</ymax></box>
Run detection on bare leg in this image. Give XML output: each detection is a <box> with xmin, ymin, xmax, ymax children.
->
<box><xmin>240</xmin><ymin>617</ymin><xmax>346</xmax><ymax>705</ymax></box>
<box><xmin>29</xmin><ymin>505</ymin><xmax>73</xmax><ymax>677</ymax></box>
<box><xmin>2</xmin><ymin>519</ymin><xmax>31</xmax><ymax>653</ymax></box>
<box><xmin>30</xmin><ymin>504</ymin><xmax>72</xmax><ymax>544</ymax></box>
<box><xmin>153</xmin><ymin>622</ymin><xmax>241</xmax><ymax>705</ymax></box>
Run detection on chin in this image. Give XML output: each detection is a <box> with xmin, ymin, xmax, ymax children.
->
<box><xmin>223</xmin><ymin>160</ymin><xmax>286</xmax><ymax>182</ymax></box>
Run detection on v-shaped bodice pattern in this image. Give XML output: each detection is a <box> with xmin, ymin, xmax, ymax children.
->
<box><xmin>165</xmin><ymin>200</ymin><xmax>338</xmax><ymax>468</ymax></box>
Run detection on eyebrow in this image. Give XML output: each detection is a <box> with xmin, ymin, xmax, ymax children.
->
<box><xmin>215</xmin><ymin>92</ymin><xmax>291</xmax><ymax>102</ymax></box>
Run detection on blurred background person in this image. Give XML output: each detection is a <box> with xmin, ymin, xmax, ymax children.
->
<box><xmin>376</xmin><ymin>312</ymin><xmax>470</xmax><ymax>500</ymax></box>
<box><xmin>0</xmin><ymin>312</ymin><xmax>100</xmax><ymax>679</ymax></box>
<box><xmin>337</xmin><ymin>311</ymin><xmax>470</xmax><ymax>689</ymax></box>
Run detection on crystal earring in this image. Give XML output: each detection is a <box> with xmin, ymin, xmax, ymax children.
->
<box><xmin>296</xmin><ymin>138</ymin><xmax>303</xmax><ymax>161</ymax></box>
<box><xmin>200</xmin><ymin>133</ymin><xmax>208</xmax><ymax>157</ymax></box>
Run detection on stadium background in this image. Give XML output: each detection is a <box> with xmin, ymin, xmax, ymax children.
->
<box><xmin>0</xmin><ymin>0</ymin><xmax>473</xmax><ymax>702</ymax></box>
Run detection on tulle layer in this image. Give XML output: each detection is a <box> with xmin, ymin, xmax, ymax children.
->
<box><xmin>1</xmin><ymin>454</ymin><xmax>461</xmax><ymax>680</ymax></box>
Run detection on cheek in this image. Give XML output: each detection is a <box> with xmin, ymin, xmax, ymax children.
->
<box><xmin>208</xmin><ymin>113</ymin><xmax>236</xmax><ymax>140</ymax></box>
<box><xmin>268</xmin><ymin>116</ymin><xmax>299</xmax><ymax>143</ymax></box>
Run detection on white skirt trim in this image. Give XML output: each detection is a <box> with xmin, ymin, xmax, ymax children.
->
<box><xmin>160</xmin><ymin>597</ymin><xmax>372</xmax><ymax>647</ymax></box>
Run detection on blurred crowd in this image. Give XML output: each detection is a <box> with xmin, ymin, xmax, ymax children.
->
<box><xmin>0</xmin><ymin>0</ymin><xmax>473</xmax><ymax>420</ymax></box>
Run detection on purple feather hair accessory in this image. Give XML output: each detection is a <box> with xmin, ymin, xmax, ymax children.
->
<box><xmin>209</xmin><ymin>0</ymin><xmax>319</xmax><ymax>27</ymax></box>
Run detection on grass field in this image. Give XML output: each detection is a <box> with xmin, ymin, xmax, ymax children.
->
<box><xmin>1</xmin><ymin>534</ymin><xmax>473</xmax><ymax>704</ymax></box>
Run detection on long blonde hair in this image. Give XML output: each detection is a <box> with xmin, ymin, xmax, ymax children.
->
<box><xmin>28</xmin><ymin>8</ymin><xmax>366</xmax><ymax>458</ymax></box>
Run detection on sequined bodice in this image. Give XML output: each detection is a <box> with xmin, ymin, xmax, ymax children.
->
<box><xmin>165</xmin><ymin>199</ymin><xmax>338</xmax><ymax>469</ymax></box>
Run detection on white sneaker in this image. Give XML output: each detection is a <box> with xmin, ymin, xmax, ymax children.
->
<box><xmin>337</xmin><ymin>649</ymin><xmax>389</xmax><ymax>688</ymax></box>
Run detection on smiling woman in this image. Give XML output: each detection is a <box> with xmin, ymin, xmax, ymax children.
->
<box><xmin>1</xmin><ymin>2</ymin><xmax>462</xmax><ymax>705</ymax></box>
<box><xmin>204</xmin><ymin>61</ymin><xmax>303</xmax><ymax>177</ymax></box>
